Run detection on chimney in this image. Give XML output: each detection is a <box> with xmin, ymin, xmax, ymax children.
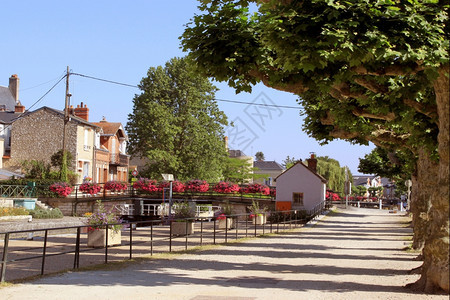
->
<box><xmin>15</xmin><ymin>105</ymin><xmax>25</xmax><ymax>113</ymax></box>
<box><xmin>73</xmin><ymin>102</ymin><xmax>89</xmax><ymax>121</ymax></box>
<box><xmin>224</xmin><ymin>136</ymin><xmax>228</xmax><ymax>151</ymax></box>
<box><xmin>9</xmin><ymin>74</ymin><xmax>19</xmax><ymax>102</ymax></box>
<box><xmin>307</xmin><ymin>152</ymin><xmax>317</xmax><ymax>172</ymax></box>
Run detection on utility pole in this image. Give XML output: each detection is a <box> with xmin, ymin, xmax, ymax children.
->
<box><xmin>60</xmin><ymin>66</ymin><xmax>71</xmax><ymax>181</ymax></box>
<box><xmin>345</xmin><ymin>166</ymin><xmax>349</xmax><ymax>209</ymax></box>
<box><xmin>62</xmin><ymin>66</ymin><xmax>70</xmax><ymax>153</ymax></box>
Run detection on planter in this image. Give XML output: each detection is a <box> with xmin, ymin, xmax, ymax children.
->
<box><xmin>252</xmin><ymin>214</ymin><xmax>266</xmax><ymax>225</ymax></box>
<box><xmin>171</xmin><ymin>221</ymin><xmax>195</xmax><ymax>236</ymax></box>
<box><xmin>87</xmin><ymin>229</ymin><xmax>121</xmax><ymax>247</ymax></box>
<box><xmin>218</xmin><ymin>218</ymin><xmax>235</xmax><ymax>230</ymax></box>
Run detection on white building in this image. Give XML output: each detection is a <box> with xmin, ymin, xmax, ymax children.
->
<box><xmin>275</xmin><ymin>154</ymin><xmax>327</xmax><ymax>211</ymax></box>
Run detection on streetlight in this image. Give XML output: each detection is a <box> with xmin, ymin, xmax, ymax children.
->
<box><xmin>162</xmin><ymin>174</ymin><xmax>174</xmax><ymax>218</ymax></box>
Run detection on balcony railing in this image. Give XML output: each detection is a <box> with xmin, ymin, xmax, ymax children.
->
<box><xmin>109</xmin><ymin>153</ymin><xmax>129</xmax><ymax>165</ymax></box>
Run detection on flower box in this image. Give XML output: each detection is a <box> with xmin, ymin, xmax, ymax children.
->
<box><xmin>171</xmin><ymin>221</ymin><xmax>195</xmax><ymax>236</ymax></box>
<box><xmin>87</xmin><ymin>229</ymin><xmax>121</xmax><ymax>247</ymax></box>
<box><xmin>218</xmin><ymin>218</ymin><xmax>235</xmax><ymax>230</ymax></box>
<box><xmin>252</xmin><ymin>214</ymin><xmax>266</xmax><ymax>225</ymax></box>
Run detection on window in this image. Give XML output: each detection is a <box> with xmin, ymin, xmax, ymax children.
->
<box><xmin>292</xmin><ymin>192</ymin><xmax>304</xmax><ymax>206</ymax></box>
<box><xmin>83</xmin><ymin>162</ymin><xmax>90</xmax><ymax>179</ymax></box>
<box><xmin>95</xmin><ymin>132</ymin><xmax>100</xmax><ymax>149</ymax></box>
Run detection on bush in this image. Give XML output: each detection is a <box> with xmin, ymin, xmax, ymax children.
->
<box><xmin>28</xmin><ymin>208</ymin><xmax>64</xmax><ymax>219</ymax></box>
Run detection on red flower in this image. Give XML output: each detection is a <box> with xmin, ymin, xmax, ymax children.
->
<box><xmin>217</xmin><ymin>213</ymin><xmax>226</xmax><ymax>220</ymax></box>
<box><xmin>185</xmin><ymin>180</ymin><xmax>209</xmax><ymax>193</ymax></box>
<box><xmin>213</xmin><ymin>182</ymin><xmax>240</xmax><ymax>194</ymax></box>
<box><xmin>50</xmin><ymin>182</ymin><xmax>73</xmax><ymax>197</ymax></box>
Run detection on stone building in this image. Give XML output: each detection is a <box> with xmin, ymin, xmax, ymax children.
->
<box><xmin>7</xmin><ymin>105</ymin><xmax>100</xmax><ymax>183</ymax></box>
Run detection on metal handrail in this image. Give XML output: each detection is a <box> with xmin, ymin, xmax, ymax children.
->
<box><xmin>0</xmin><ymin>207</ymin><xmax>328</xmax><ymax>283</ymax></box>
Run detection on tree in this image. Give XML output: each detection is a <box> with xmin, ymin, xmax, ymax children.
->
<box><xmin>126</xmin><ymin>57</ymin><xmax>229</xmax><ymax>181</ymax></box>
<box><xmin>352</xmin><ymin>185</ymin><xmax>367</xmax><ymax>197</ymax></box>
<box><xmin>181</xmin><ymin>1</ymin><xmax>449</xmax><ymax>292</ymax></box>
<box><xmin>316</xmin><ymin>156</ymin><xmax>349</xmax><ymax>195</ymax></box>
<box><xmin>282</xmin><ymin>156</ymin><xmax>298</xmax><ymax>169</ymax></box>
<box><xmin>358</xmin><ymin>147</ymin><xmax>416</xmax><ymax>195</ymax></box>
<box><xmin>255</xmin><ymin>151</ymin><xmax>265</xmax><ymax>161</ymax></box>
<box><xmin>20</xmin><ymin>160</ymin><xmax>51</xmax><ymax>179</ymax></box>
<box><xmin>222</xmin><ymin>157</ymin><xmax>267</xmax><ymax>184</ymax></box>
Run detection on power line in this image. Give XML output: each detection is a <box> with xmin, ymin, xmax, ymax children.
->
<box><xmin>70</xmin><ymin>72</ymin><xmax>139</xmax><ymax>88</ymax></box>
<box><xmin>0</xmin><ymin>73</ymin><xmax>67</xmax><ymax>136</ymax></box>
<box><xmin>70</xmin><ymin>72</ymin><xmax>302</xmax><ymax>110</ymax></box>
<box><xmin>213</xmin><ymin>98</ymin><xmax>302</xmax><ymax>110</ymax></box>
<box><xmin>26</xmin><ymin>74</ymin><xmax>67</xmax><ymax>111</ymax></box>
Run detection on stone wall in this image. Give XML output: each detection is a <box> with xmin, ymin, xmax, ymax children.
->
<box><xmin>0</xmin><ymin>198</ymin><xmax>14</xmax><ymax>207</ymax></box>
<box><xmin>8</xmin><ymin>108</ymin><xmax>77</xmax><ymax>170</ymax></box>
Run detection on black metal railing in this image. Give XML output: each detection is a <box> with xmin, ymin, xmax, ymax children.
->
<box><xmin>0</xmin><ymin>204</ymin><xmax>329</xmax><ymax>283</ymax></box>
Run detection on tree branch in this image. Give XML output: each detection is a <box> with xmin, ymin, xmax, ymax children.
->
<box><xmin>248</xmin><ymin>69</ymin><xmax>309</xmax><ymax>94</ymax></box>
<box><xmin>352</xmin><ymin>63</ymin><xmax>424</xmax><ymax>76</ymax></box>
<box><xmin>351</xmin><ymin>107</ymin><xmax>396</xmax><ymax>121</ymax></box>
<box><xmin>354</xmin><ymin>77</ymin><xmax>389</xmax><ymax>94</ymax></box>
<box><xmin>403</xmin><ymin>98</ymin><xmax>439</xmax><ymax>124</ymax></box>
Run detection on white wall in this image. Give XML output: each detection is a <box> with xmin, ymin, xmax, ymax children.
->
<box><xmin>276</xmin><ymin>163</ymin><xmax>326</xmax><ymax>211</ymax></box>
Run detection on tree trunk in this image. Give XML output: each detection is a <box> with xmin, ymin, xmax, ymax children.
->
<box><xmin>412</xmin><ymin>66</ymin><xmax>449</xmax><ymax>293</ymax></box>
<box><xmin>410</xmin><ymin>149</ymin><xmax>436</xmax><ymax>250</ymax></box>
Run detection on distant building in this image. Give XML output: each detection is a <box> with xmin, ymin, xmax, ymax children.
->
<box><xmin>92</xmin><ymin>117</ymin><xmax>129</xmax><ymax>183</ymax></box>
<box><xmin>253</xmin><ymin>160</ymin><xmax>284</xmax><ymax>186</ymax></box>
<box><xmin>353</xmin><ymin>175</ymin><xmax>394</xmax><ymax>199</ymax></box>
<box><xmin>275</xmin><ymin>153</ymin><xmax>327</xmax><ymax>211</ymax></box>
<box><xmin>0</xmin><ymin>75</ymin><xmax>26</xmax><ymax>173</ymax></box>
<box><xmin>7</xmin><ymin>105</ymin><xmax>101</xmax><ymax>183</ymax></box>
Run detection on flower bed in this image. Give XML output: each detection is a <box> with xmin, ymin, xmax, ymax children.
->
<box><xmin>158</xmin><ymin>180</ymin><xmax>186</xmax><ymax>193</ymax></box>
<box><xmin>133</xmin><ymin>178</ymin><xmax>159</xmax><ymax>193</ymax></box>
<box><xmin>104</xmin><ymin>181</ymin><xmax>127</xmax><ymax>192</ymax></box>
<box><xmin>79</xmin><ymin>182</ymin><xmax>102</xmax><ymax>195</ymax></box>
<box><xmin>241</xmin><ymin>183</ymin><xmax>270</xmax><ymax>195</ymax></box>
<box><xmin>213</xmin><ymin>181</ymin><xmax>240</xmax><ymax>194</ymax></box>
<box><xmin>185</xmin><ymin>180</ymin><xmax>209</xmax><ymax>193</ymax></box>
<box><xmin>49</xmin><ymin>182</ymin><xmax>74</xmax><ymax>197</ymax></box>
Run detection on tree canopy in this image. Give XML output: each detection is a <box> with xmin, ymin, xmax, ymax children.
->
<box><xmin>181</xmin><ymin>0</ymin><xmax>449</xmax><ymax>292</ymax></box>
<box><xmin>126</xmin><ymin>57</ymin><xmax>229</xmax><ymax>181</ymax></box>
<box><xmin>255</xmin><ymin>151</ymin><xmax>265</xmax><ymax>161</ymax></box>
<box><xmin>358</xmin><ymin>147</ymin><xmax>415</xmax><ymax>182</ymax></box>
<box><xmin>316</xmin><ymin>156</ymin><xmax>350</xmax><ymax>195</ymax></box>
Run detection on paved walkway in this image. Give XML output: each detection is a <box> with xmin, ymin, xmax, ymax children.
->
<box><xmin>1</xmin><ymin>206</ymin><xmax>446</xmax><ymax>300</ymax></box>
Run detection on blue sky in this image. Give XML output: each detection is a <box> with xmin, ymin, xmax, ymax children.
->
<box><xmin>1</xmin><ymin>0</ymin><xmax>374</xmax><ymax>174</ymax></box>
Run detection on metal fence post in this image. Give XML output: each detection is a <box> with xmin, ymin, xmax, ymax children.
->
<box><xmin>42</xmin><ymin>230</ymin><xmax>48</xmax><ymax>275</ymax></box>
<box><xmin>150</xmin><ymin>222</ymin><xmax>153</xmax><ymax>256</ymax></box>
<box><xmin>169</xmin><ymin>220</ymin><xmax>172</xmax><ymax>252</ymax></box>
<box><xmin>1</xmin><ymin>233</ymin><xmax>10</xmax><ymax>282</ymax></box>
<box><xmin>105</xmin><ymin>226</ymin><xmax>109</xmax><ymax>264</ymax></box>
<box><xmin>73</xmin><ymin>228</ymin><xmax>80</xmax><ymax>269</ymax></box>
<box><xmin>213</xmin><ymin>218</ymin><xmax>216</xmax><ymax>244</ymax></box>
<box><xmin>129</xmin><ymin>224</ymin><xmax>133</xmax><ymax>260</ymax></box>
<box><xmin>185</xmin><ymin>220</ymin><xmax>188</xmax><ymax>251</ymax></box>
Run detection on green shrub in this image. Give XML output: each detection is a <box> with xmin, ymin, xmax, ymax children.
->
<box><xmin>28</xmin><ymin>208</ymin><xmax>64</xmax><ymax>219</ymax></box>
<box><xmin>0</xmin><ymin>207</ymin><xmax>30</xmax><ymax>217</ymax></box>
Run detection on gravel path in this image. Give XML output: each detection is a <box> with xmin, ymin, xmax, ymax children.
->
<box><xmin>1</xmin><ymin>206</ymin><xmax>446</xmax><ymax>300</ymax></box>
